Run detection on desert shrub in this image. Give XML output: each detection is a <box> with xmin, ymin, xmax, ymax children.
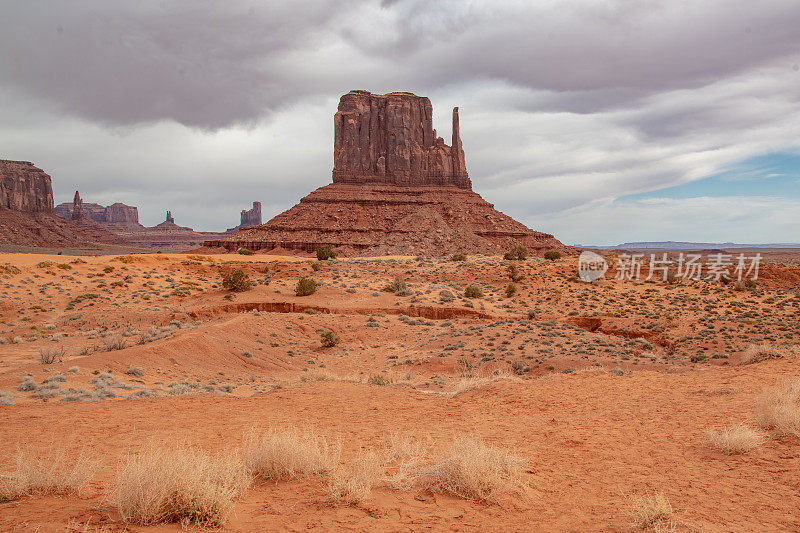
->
<box><xmin>0</xmin><ymin>263</ymin><xmax>21</xmax><ymax>275</ymax></box>
<box><xmin>503</xmin><ymin>245</ymin><xmax>527</xmax><ymax>261</ymax></box>
<box><xmin>505</xmin><ymin>283</ymin><xmax>517</xmax><ymax>298</ymax></box>
<box><xmin>0</xmin><ymin>448</ymin><xmax>98</xmax><ymax>502</ymax></box>
<box><xmin>740</xmin><ymin>344</ymin><xmax>789</xmax><ymax>365</ymax></box>
<box><xmin>706</xmin><ymin>423</ymin><xmax>766</xmax><ymax>454</ymax></box>
<box><xmin>367</xmin><ymin>375</ymin><xmax>391</xmax><ymax>386</ymax></box>
<box><xmin>37</xmin><ymin>260</ymin><xmax>55</xmax><ymax>268</ymax></box>
<box><xmin>744</xmin><ymin>278</ymin><xmax>758</xmax><ymax>289</ymax></box>
<box><xmin>222</xmin><ymin>269</ymin><xmax>252</xmax><ymax>292</ymax></box>
<box><xmin>450</xmin><ymin>253</ymin><xmax>467</xmax><ymax>262</ymax></box>
<box><xmin>104</xmin><ymin>337</ymin><xmax>127</xmax><ymax>352</ymax></box>
<box><xmin>295</xmin><ymin>277</ymin><xmax>317</xmax><ymax>296</ymax></box>
<box><xmin>383</xmin><ymin>276</ymin><xmax>409</xmax><ymax>296</ymax></box>
<box><xmin>321</xmin><ymin>331</ymin><xmax>340</xmax><ymax>348</ymax></box>
<box><xmin>543</xmin><ymin>251</ymin><xmax>561</xmax><ymax>261</ymax></box>
<box><xmin>56</xmin><ymin>263</ymin><xmax>71</xmax><ymax>270</ymax></box>
<box><xmin>103</xmin><ymin>266</ymin><xmax>114</xmax><ymax>273</ymax></box>
<box><xmin>108</xmin><ymin>445</ymin><xmax>248</xmax><ymax>527</ymax></box>
<box><xmin>316</xmin><ymin>245</ymin><xmax>337</xmax><ymax>261</ymax></box>
<box><xmin>507</xmin><ymin>264</ymin><xmax>524</xmax><ymax>281</ymax></box>
<box><xmin>39</xmin><ymin>347</ymin><xmax>65</xmax><ymax>365</ymax></box>
<box><xmin>311</xmin><ymin>262</ymin><xmax>321</xmax><ymax>271</ymax></box>
<box><xmin>326</xmin><ymin>450</ymin><xmax>383</xmax><ymax>506</ymax></box>
<box><xmin>124</xmin><ymin>366</ymin><xmax>145</xmax><ymax>377</ymax></box>
<box><xmin>114</xmin><ymin>255</ymin><xmax>141</xmax><ymax>264</ymax></box>
<box><xmin>421</xmin><ymin>437</ymin><xmax>525</xmax><ymax>502</ymax></box>
<box><xmin>237</xmin><ymin>248</ymin><xmax>254</xmax><ymax>255</ymax></box>
<box><xmin>754</xmin><ymin>379</ymin><xmax>800</xmax><ymax>436</ymax></box>
<box><xmin>627</xmin><ymin>491</ymin><xmax>676</xmax><ymax>531</ymax></box>
<box><xmin>0</xmin><ymin>391</ymin><xmax>13</xmax><ymax>406</ymax></box>
<box><xmin>242</xmin><ymin>428</ymin><xmax>339</xmax><ymax>483</ymax></box>
<box><xmin>18</xmin><ymin>377</ymin><xmax>37</xmax><ymax>391</ymax></box>
<box><xmin>464</xmin><ymin>285</ymin><xmax>483</xmax><ymax>298</ymax></box>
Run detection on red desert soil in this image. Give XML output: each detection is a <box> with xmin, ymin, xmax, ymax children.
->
<box><xmin>0</xmin><ymin>252</ymin><xmax>799</xmax><ymax>531</ymax></box>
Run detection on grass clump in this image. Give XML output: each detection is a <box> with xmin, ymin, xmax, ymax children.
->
<box><xmin>503</xmin><ymin>245</ymin><xmax>527</xmax><ymax>261</ymax></box>
<box><xmin>222</xmin><ymin>269</ymin><xmax>252</xmax><ymax>292</ymax></box>
<box><xmin>754</xmin><ymin>379</ymin><xmax>800</xmax><ymax>436</ymax></box>
<box><xmin>421</xmin><ymin>437</ymin><xmax>525</xmax><ymax>503</ymax></box>
<box><xmin>295</xmin><ymin>277</ymin><xmax>317</xmax><ymax>296</ymax></box>
<box><xmin>124</xmin><ymin>366</ymin><xmax>145</xmax><ymax>377</ymax></box>
<box><xmin>740</xmin><ymin>343</ymin><xmax>791</xmax><ymax>365</ymax></box>
<box><xmin>316</xmin><ymin>245</ymin><xmax>337</xmax><ymax>261</ymax></box>
<box><xmin>320</xmin><ymin>330</ymin><xmax>340</xmax><ymax>348</ymax></box>
<box><xmin>242</xmin><ymin>428</ymin><xmax>339</xmax><ymax>483</ymax></box>
<box><xmin>326</xmin><ymin>450</ymin><xmax>383</xmax><ymax>506</ymax></box>
<box><xmin>464</xmin><ymin>284</ymin><xmax>483</xmax><ymax>298</ymax></box>
<box><xmin>706</xmin><ymin>423</ymin><xmax>766</xmax><ymax>454</ymax></box>
<box><xmin>107</xmin><ymin>445</ymin><xmax>248</xmax><ymax>527</ymax></box>
<box><xmin>0</xmin><ymin>263</ymin><xmax>21</xmax><ymax>275</ymax></box>
<box><xmin>0</xmin><ymin>448</ymin><xmax>98</xmax><ymax>502</ymax></box>
<box><xmin>627</xmin><ymin>491</ymin><xmax>676</xmax><ymax>531</ymax></box>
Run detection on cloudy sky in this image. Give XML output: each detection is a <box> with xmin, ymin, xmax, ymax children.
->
<box><xmin>2</xmin><ymin>0</ymin><xmax>799</xmax><ymax>244</ymax></box>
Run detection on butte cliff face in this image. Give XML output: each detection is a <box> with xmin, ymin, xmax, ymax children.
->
<box><xmin>0</xmin><ymin>160</ymin><xmax>54</xmax><ymax>212</ymax></box>
<box><xmin>212</xmin><ymin>91</ymin><xmax>574</xmax><ymax>257</ymax></box>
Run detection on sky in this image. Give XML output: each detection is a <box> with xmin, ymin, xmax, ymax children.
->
<box><xmin>1</xmin><ymin>0</ymin><xmax>799</xmax><ymax>245</ymax></box>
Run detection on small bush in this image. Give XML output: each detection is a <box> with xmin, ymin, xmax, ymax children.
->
<box><xmin>18</xmin><ymin>377</ymin><xmax>37</xmax><ymax>391</ymax></box>
<box><xmin>627</xmin><ymin>491</ymin><xmax>675</xmax><ymax>531</ymax></box>
<box><xmin>326</xmin><ymin>450</ymin><xmax>383</xmax><ymax>506</ymax></box>
<box><xmin>237</xmin><ymin>248</ymin><xmax>254</xmax><ymax>255</ymax></box>
<box><xmin>421</xmin><ymin>437</ymin><xmax>525</xmax><ymax>502</ymax></box>
<box><xmin>39</xmin><ymin>347</ymin><xmax>65</xmax><ymax>365</ymax></box>
<box><xmin>222</xmin><ymin>269</ymin><xmax>252</xmax><ymax>292</ymax></box>
<box><xmin>706</xmin><ymin>423</ymin><xmax>766</xmax><ymax>454</ymax></box>
<box><xmin>0</xmin><ymin>448</ymin><xmax>98</xmax><ymax>502</ymax></box>
<box><xmin>0</xmin><ymin>391</ymin><xmax>13</xmax><ymax>406</ymax></box>
<box><xmin>450</xmin><ymin>253</ymin><xmax>467</xmax><ymax>262</ymax></box>
<box><xmin>108</xmin><ymin>445</ymin><xmax>248</xmax><ymax>527</ymax></box>
<box><xmin>505</xmin><ymin>283</ymin><xmax>517</xmax><ymax>298</ymax></box>
<box><xmin>124</xmin><ymin>366</ymin><xmax>145</xmax><ymax>377</ymax></box>
<box><xmin>367</xmin><ymin>375</ymin><xmax>390</xmax><ymax>386</ymax></box>
<box><xmin>321</xmin><ymin>331</ymin><xmax>340</xmax><ymax>348</ymax></box>
<box><xmin>503</xmin><ymin>245</ymin><xmax>527</xmax><ymax>261</ymax></box>
<box><xmin>507</xmin><ymin>264</ymin><xmax>524</xmax><ymax>282</ymax></box>
<box><xmin>383</xmin><ymin>276</ymin><xmax>409</xmax><ymax>296</ymax></box>
<box><xmin>754</xmin><ymin>379</ymin><xmax>800</xmax><ymax>436</ymax></box>
<box><xmin>295</xmin><ymin>277</ymin><xmax>317</xmax><ymax>296</ymax></box>
<box><xmin>104</xmin><ymin>337</ymin><xmax>127</xmax><ymax>352</ymax></box>
<box><xmin>242</xmin><ymin>428</ymin><xmax>339</xmax><ymax>483</ymax></box>
<box><xmin>543</xmin><ymin>251</ymin><xmax>561</xmax><ymax>261</ymax></box>
<box><xmin>464</xmin><ymin>285</ymin><xmax>483</xmax><ymax>298</ymax></box>
<box><xmin>0</xmin><ymin>263</ymin><xmax>21</xmax><ymax>275</ymax></box>
<box><xmin>316</xmin><ymin>245</ymin><xmax>337</xmax><ymax>261</ymax></box>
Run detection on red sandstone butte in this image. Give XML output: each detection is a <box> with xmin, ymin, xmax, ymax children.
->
<box><xmin>210</xmin><ymin>90</ymin><xmax>575</xmax><ymax>257</ymax></box>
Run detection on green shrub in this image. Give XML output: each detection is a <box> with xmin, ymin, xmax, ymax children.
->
<box><xmin>450</xmin><ymin>253</ymin><xmax>467</xmax><ymax>262</ymax></box>
<box><xmin>503</xmin><ymin>245</ymin><xmax>527</xmax><ymax>261</ymax></box>
<box><xmin>507</xmin><ymin>264</ymin><xmax>523</xmax><ymax>282</ymax></box>
<box><xmin>543</xmin><ymin>251</ymin><xmax>561</xmax><ymax>261</ymax></box>
<box><xmin>464</xmin><ymin>285</ymin><xmax>483</xmax><ymax>298</ymax></box>
<box><xmin>222</xmin><ymin>269</ymin><xmax>252</xmax><ymax>292</ymax></box>
<box><xmin>237</xmin><ymin>248</ymin><xmax>254</xmax><ymax>256</ymax></box>
<box><xmin>505</xmin><ymin>283</ymin><xmax>517</xmax><ymax>298</ymax></box>
<box><xmin>320</xmin><ymin>331</ymin><xmax>340</xmax><ymax>348</ymax></box>
<box><xmin>295</xmin><ymin>277</ymin><xmax>317</xmax><ymax>296</ymax></box>
<box><xmin>383</xmin><ymin>276</ymin><xmax>409</xmax><ymax>296</ymax></box>
<box><xmin>316</xmin><ymin>245</ymin><xmax>337</xmax><ymax>261</ymax></box>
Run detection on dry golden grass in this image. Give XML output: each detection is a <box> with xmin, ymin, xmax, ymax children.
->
<box><xmin>107</xmin><ymin>444</ymin><xmax>249</xmax><ymax>527</ymax></box>
<box><xmin>628</xmin><ymin>491</ymin><xmax>676</xmax><ymax>532</ymax></box>
<box><xmin>382</xmin><ymin>434</ymin><xmax>429</xmax><ymax>491</ymax></box>
<box><xmin>449</xmin><ymin>370</ymin><xmax>523</xmax><ymax>397</ymax></box>
<box><xmin>754</xmin><ymin>379</ymin><xmax>800</xmax><ymax>436</ymax></box>
<box><xmin>706</xmin><ymin>423</ymin><xmax>766</xmax><ymax>454</ymax></box>
<box><xmin>242</xmin><ymin>428</ymin><xmax>340</xmax><ymax>483</ymax></box>
<box><xmin>0</xmin><ymin>448</ymin><xmax>98</xmax><ymax>502</ymax></box>
<box><xmin>420</xmin><ymin>437</ymin><xmax>525</xmax><ymax>503</ymax></box>
<box><xmin>740</xmin><ymin>344</ymin><xmax>792</xmax><ymax>365</ymax></box>
<box><xmin>326</xmin><ymin>450</ymin><xmax>384</xmax><ymax>506</ymax></box>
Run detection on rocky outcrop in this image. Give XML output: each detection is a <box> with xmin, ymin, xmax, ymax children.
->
<box><xmin>241</xmin><ymin>202</ymin><xmax>262</xmax><ymax>227</ymax></box>
<box><xmin>166</xmin><ymin>211</ymin><xmax>175</xmax><ymax>224</ymax></box>
<box><xmin>0</xmin><ymin>160</ymin><xmax>54</xmax><ymax>213</ymax></box>
<box><xmin>55</xmin><ymin>199</ymin><xmax>139</xmax><ymax>226</ymax></box>
<box><xmin>212</xmin><ymin>90</ymin><xmax>575</xmax><ymax>257</ymax></box>
<box><xmin>71</xmin><ymin>191</ymin><xmax>83</xmax><ymax>220</ymax></box>
<box><xmin>332</xmin><ymin>91</ymin><xmax>471</xmax><ymax>189</ymax></box>
<box><xmin>106</xmin><ymin>203</ymin><xmax>139</xmax><ymax>223</ymax></box>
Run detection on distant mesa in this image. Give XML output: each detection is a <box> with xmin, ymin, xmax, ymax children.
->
<box><xmin>227</xmin><ymin>201</ymin><xmax>263</xmax><ymax>232</ymax></box>
<box><xmin>210</xmin><ymin>90</ymin><xmax>574</xmax><ymax>257</ymax></box>
<box><xmin>55</xmin><ymin>194</ymin><xmax>141</xmax><ymax>229</ymax></box>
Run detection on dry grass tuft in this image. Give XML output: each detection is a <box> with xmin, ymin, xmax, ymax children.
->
<box><xmin>628</xmin><ymin>491</ymin><xmax>676</xmax><ymax>531</ymax></box>
<box><xmin>420</xmin><ymin>437</ymin><xmax>525</xmax><ymax>503</ymax></box>
<box><xmin>107</xmin><ymin>444</ymin><xmax>248</xmax><ymax>527</ymax></box>
<box><xmin>449</xmin><ymin>370</ymin><xmax>523</xmax><ymax>397</ymax></box>
<box><xmin>0</xmin><ymin>448</ymin><xmax>98</xmax><ymax>502</ymax></box>
<box><xmin>754</xmin><ymin>379</ymin><xmax>800</xmax><ymax>436</ymax></box>
<box><xmin>382</xmin><ymin>434</ymin><xmax>429</xmax><ymax>491</ymax></box>
<box><xmin>326</xmin><ymin>450</ymin><xmax>384</xmax><ymax>506</ymax></box>
<box><xmin>242</xmin><ymin>428</ymin><xmax>339</xmax><ymax>483</ymax></box>
<box><xmin>706</xmin><ymin>423</ymin><xmax>766</xmax><ymax>454</ymax></box>
<box><xmin>740</xmin><ymin>344</ymin><xmax>793</xmax><ymax>365</ymax></box>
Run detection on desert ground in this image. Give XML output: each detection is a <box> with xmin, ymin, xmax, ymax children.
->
<box><xmin>0</xmin><ymin>251</ymin><xmax>799</xmax><ymax>531</ymax></box>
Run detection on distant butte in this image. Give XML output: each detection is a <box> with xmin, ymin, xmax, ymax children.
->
<box><xmin>210</xmin><ymin>90</ymin><xmax>575</xmax><ymax>257</ymax></box>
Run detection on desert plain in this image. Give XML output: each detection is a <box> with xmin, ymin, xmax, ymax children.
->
<box><xmin>0</xmin><ymin>250</ymin><xmax>798</xmax><ymax>531</ymax></box>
